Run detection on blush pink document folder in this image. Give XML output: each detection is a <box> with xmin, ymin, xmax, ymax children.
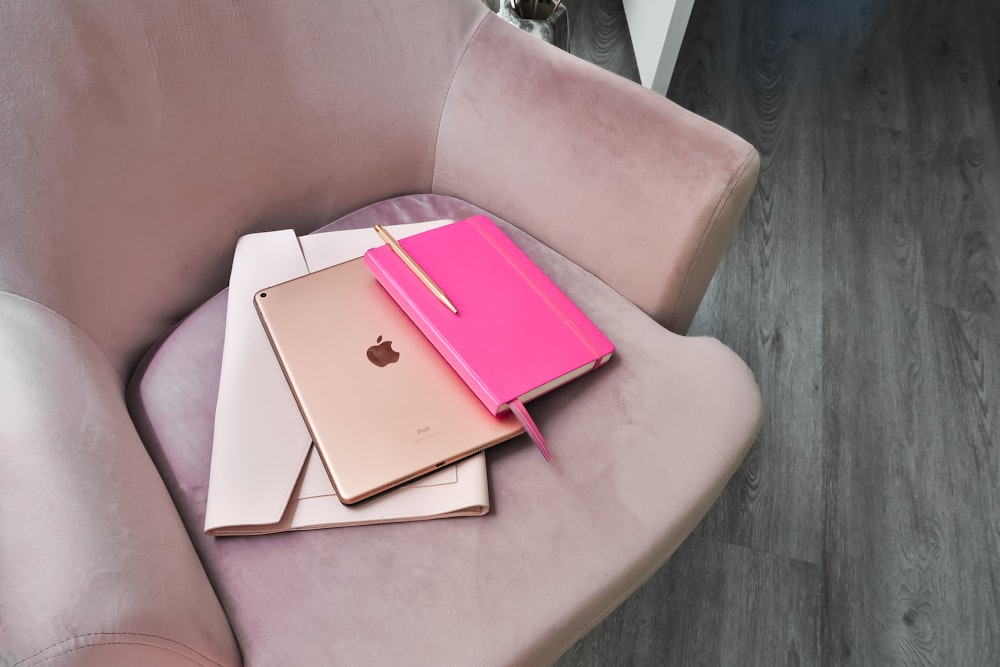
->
<box><xmin>364</xmin><ymin>216</ymin><xmax>614</xmax><ymax>457</ymax></box>
<box><xmin>205</xmin><ymin>221</ymin><xmax>495</xmax><ymax>535</ymax></box>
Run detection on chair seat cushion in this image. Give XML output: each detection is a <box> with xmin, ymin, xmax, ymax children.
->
<box><xmin>127</xmin><ymin>194</ymin><xmax>761</xmax><ymax>666</ymax></box>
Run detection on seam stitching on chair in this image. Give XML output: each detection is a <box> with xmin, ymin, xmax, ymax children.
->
<box><xmin>430</xmin><ymin>12</ymin><xmax>489</xmax><ymax>194</ymax></box>
<box><xmin>14</xmin><ymin>632</ymin><xmax>224</xmax><ymax>667</ymax></box>
<box><xmin>21</xmin><ymin>643</ymin><xmax>204</xmax><ymax>666</ymax></box>
<box><xmin>669</xmin><ymin>146</ymin><xmax>757</xmax><ymax>329</ymax></box>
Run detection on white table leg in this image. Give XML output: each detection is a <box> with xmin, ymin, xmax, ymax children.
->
<box><xmin>622</xmin><ymin>0</ymin><xmax>695</xmax><ymax>95</ymax></box>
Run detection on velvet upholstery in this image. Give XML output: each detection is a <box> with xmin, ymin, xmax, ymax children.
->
<box><xmin>127</xmin><ymin>195</ymin><xmax>761</xmax><ymax>666</ymax></box>
<box><xmin>434</xmin><ymin>18</ymin><xmax>760</xmax><ymax>332</ymax></box>
<box><xmin>0</xmin><ymin>0</ymin><xmax>488</xmax><ymax>378</ymax></box>
<box><xmin>0</xmin><ymin>1</ymin><xmax>760</xmax><ymax>665</ymax></box>
<box><xmin>0</xmin><ymin>292</ymin><xmax>241</xmax><ymax>667</ymax></box>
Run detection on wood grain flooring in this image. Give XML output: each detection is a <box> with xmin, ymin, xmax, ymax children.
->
<box><xmin>562</xmin><ymin>0</ymin><xmax>641</xmax><ymax>84</ymax></box>
<box><xmin>556</xmin><ymin>0</ymin><xmax>1000</xmax><ymax>665</ymax></box>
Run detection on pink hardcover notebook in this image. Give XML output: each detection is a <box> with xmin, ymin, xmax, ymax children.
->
<box><xmin>364</xmin><ymin>216</ymin><xmax>614</xmax><ymax>458</ymax></box>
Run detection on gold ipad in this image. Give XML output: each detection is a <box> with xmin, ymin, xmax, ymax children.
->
<box><xmin>254</xmin><ymin>257</ymin><xmax>522</xmax><ymax>505</ymax></box>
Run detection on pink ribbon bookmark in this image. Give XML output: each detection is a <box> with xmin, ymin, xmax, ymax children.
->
<box><xmin>509</xmin><ymin>398</ymin><xmax>552</xmax><ymax>462</ymax></box>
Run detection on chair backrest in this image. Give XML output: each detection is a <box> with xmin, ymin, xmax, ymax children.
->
<box><xmin>0</xmin><ymin>0</ymin><xmax>489</xmax><ymax>377</ymax></box>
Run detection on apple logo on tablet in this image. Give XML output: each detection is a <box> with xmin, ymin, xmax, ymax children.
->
<box><xmin>366</xmin><ymin>335</ymin><xmax>400</xmax><ymax>367</ymax></box>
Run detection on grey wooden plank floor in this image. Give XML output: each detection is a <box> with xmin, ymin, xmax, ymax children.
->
<box><xmin>556</xmin><ymin>0</ymin><xmax>1000</xmax><ymax>665</ymax></box>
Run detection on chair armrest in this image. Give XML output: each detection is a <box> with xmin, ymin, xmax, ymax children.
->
<box><xmin>433</xmin><ymin>15</ymin><xmax>758</xmax><ymax>333</ymax></box>
<box><xmin>0</xmin><ymin>293</ymin><xmax>239</xmax><ymax>666</ymax></box>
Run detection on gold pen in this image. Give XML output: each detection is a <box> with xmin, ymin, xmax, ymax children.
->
<box><xmin>374</xmin><ymin>224</ymin><xmax>459</xmax><ymax>315</ymax></box>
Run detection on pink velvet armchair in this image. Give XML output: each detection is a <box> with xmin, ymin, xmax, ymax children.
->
<box><xmin>0</xmin><ymin>1</ymin><xmax>761</xmax><ymax>665</ymax></box>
